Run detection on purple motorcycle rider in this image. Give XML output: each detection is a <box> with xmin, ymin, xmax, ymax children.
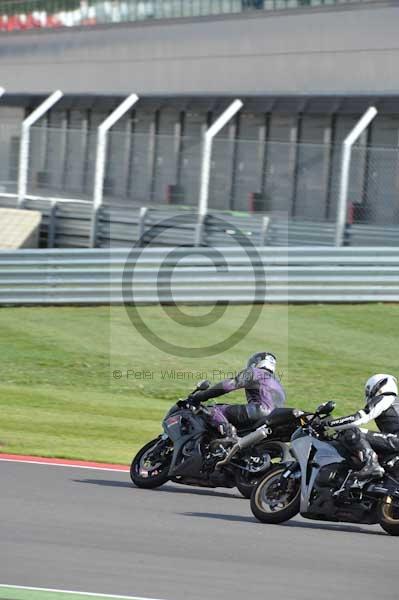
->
<box><xmin>188</xmin><ymin>352</ymin><xmax>286</xmax><ymax>439</ymax></box>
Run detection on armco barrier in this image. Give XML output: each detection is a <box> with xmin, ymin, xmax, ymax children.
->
<box><xmin>1</xmin><ymin>247</ymin><xmax>399</xmax><ymax>305</ymax></box>
<box><xmin>2</xmin><ymin>195</ymin><xmax>399</xmax><ymax>249</ymax></box>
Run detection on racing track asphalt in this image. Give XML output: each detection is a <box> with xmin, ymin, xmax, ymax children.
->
<box><xmin>0</xmin><ymin>461</ymin><xmax>397</xmax><ymax>600</ymax></box>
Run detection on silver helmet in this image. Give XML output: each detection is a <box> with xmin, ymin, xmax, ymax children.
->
<box><xmin>247</xmin><ymin>352</ymin><xmax>276</xmax><ymax>374</ymax></box>
<box><xmin>365</xmin><ymin>374</ymin><xmax>398</xmax><ymax>402</ymax></box>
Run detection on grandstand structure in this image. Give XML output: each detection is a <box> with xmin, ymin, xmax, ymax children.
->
<box><xmin>0</xmin><ymin>0</ymin><xmax>398</xmax><ymax>247</ymax></box>
<box><xmin>0</xmin><ymin>1</ymin><xmax>382</xmax><ymax>32</ymax></box>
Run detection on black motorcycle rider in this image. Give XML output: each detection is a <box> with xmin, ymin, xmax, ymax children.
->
<box><xmin>187</xmin><ymin>352</ymin><xmax>286</xmax><ymax>438</ymax></box>
<box><xmin>326</xmin><ymin>373</ymin><xmax>399</xmax><ymax>479</ymax></box>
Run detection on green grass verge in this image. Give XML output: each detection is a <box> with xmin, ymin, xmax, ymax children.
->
<box><xmin>0</xmin><ymin>304</ymin><xmax>397</xmax><ymax>464</ymax></box>
<box><xmin>0</xmin><ymin>586</ymin><xmax>139</xmax><ymax>600</ymax></box>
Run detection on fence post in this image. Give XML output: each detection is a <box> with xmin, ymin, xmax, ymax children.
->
<box><xmin>335</xmin><ymin>106</ymin><xmax>377</xmax><ymax>247</ymax></box>
<box><xmin>90</xmin><ymin>93</ymin><xmax>139</xmax><ymax>247</ymax></box>
<box><xmin>195</xmin><ymin>214</ymin><xmax>206</xmax><ymax>247</ymax></box>
<box><xmin>137</xmin><ymin>206</ymin><xmax>148</xmax><ymax>246</ymax></box>
<box><xmin>17</xmin><ymin>90</ymin><xmax>63</xmax><ymax>207</ymax></box>
<box><xmin>198</xmin><ymin>99</ymin><xmax>243</xmax><ymax>218</ymax></box>
<box><xmin>90</xmin><ymin>206</ymin><xmax>102</xmax><ymax>248</ymax></box>
<box><xmin>47</xmin><ymin>200</ymin><xmax>58</xmax><ymax>248</ymax></box>
<box><xmin>261</xmin><ymin>216</ymin><xmax>270</xmax><ymax>245</ymax></box>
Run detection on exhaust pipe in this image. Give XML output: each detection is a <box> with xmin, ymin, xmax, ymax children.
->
<box><xmin>215</xmin><ymin>427</ymin><xmax>270</xmax><ymax>469</ymax></box>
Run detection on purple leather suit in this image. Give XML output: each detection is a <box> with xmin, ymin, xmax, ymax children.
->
<box><xmin>194</xmin><ymin>367</ymin><xmax>286</xmax><ymax>431</ymax></box>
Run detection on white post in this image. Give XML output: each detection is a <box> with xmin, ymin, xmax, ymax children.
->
<box><xmin>335</xmin><ymin>106</ymin><xmax>378</xmax><ymax>246</ymax></box>
<box><xmin>0</xmin><ymin>88</ymin><xmax>5</xmax><ymax>99</ymax></box>
<box><xmin>198</xmin><ymin>99</ymin><xmax>243</xmax><ymax>217</ymax></box>
<box><xmin>90</xmin><ymin>93</ymin><xmax>139</xmax><ymax>247</ymax></box>
<box><xmin>17</xmin><ymin>90</ymin><xmax>63</xmax><ymax>207</ymax></box>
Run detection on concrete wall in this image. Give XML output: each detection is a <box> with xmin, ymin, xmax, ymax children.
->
<box><xmin>0</xmin><ymin>4</ymin><xmax>398</xmax><ymax>96</ymax></box>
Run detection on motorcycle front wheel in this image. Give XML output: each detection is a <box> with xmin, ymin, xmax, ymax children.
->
<box><xmin>378</xmin><ymin>496</ymin><xmax>399</xmax><ymax>536</ymax></box>
<box><xmin>250</xmin><ymin>466</ymin><xmax>300</xmax><ymax>523</ymax></box>
<box><xmin>130</xmin><ymin>437</ymin><xmax>173</xmax><ymax>489</ymax></box>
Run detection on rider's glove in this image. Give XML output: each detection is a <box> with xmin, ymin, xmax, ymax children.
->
<box><xmin>186</xmin><ymin>394</ymin><xmax>201</xmax><ymax>408</ymax></box>
<box><xmin>176</xmin><ymin>399</ymin><xmax>190</xmax><ymax>409</ymax></box>
<box><xmin>177</xmin><ymin>395</ymin><xmax>201</xmax><ymax>410</ymax></box>
<box><xmin>319</xmin><ymin>417</ymin><xmax>338</xmax><ymax>438</ymax></box>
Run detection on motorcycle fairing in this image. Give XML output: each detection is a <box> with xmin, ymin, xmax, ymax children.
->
<box><xmin>162</xmin><ymin>407</ymin><xmax>208</xmax><ymax>477</ymax></box>
<box><xmin>290</xmin><ymin>435</ymin><xmax>345</xmax><ymax>514</ymax></box>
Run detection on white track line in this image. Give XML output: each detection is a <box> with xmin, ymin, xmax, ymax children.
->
<box><xmin>0</xmin><ymin>458</ymin><xmax>129</xmax><ymax>472</ymax></box>
<box><xmin>0</xmin><ymin>584</ymin><xmax>167</xmax><ymax>600</ymax></box>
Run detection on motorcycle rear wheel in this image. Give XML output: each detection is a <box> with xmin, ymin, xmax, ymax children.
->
<box><xmin>250</xmin><ymin>466</ymin><xmax>300</xmax><ymax>524</ymax></box>
<box><xmin>236</xmin><ymin>463</ymin><xmax>273</xmax><ymax>499</ymax></box>
<box><xmin>378</xmin><ymin>497</ymin><xmax>399</xmax><ymax>536</ymax></box>
<box><xmin>130</xmin><ymin>437</ymin><xmax>172</xmax><ymax>489</ymax></box>
<box><xmin>236</xmin><ymin>477</ymin><xmax>258</xmax><ymax>499</ymax></box>
<box><xmin>236</xmin><ymin>444</ymin><xmax>275</xmax><ymax>498</ymax></box>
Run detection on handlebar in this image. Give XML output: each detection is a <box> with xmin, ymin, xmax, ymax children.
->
<box><xmin>176</xmin><ymin>398</ymin><xmax>212</xmax><ymax>417</ymax></box>
<box><xmin>297</xmin><ymin>401</ymin><xmax>335</xmax><ymax>427</ymax></box>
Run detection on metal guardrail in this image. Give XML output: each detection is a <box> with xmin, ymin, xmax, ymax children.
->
<box><xmin>2</xmin><ymin>195</ymin><xmax>399</xmax><ymax>249</ymax></box>
<box><xmin>0</xmin><ymin>196</ymin><xmax>270</xmax><ymax>247</ymax></box>
<box><xmin>349</xmin><ymin>224</ymin><xmax>399</xmax><ymax>247</ymax></box>
<box><xmin>1</xmin><ymin>247</ymin><xmax>399</xmax><ymax>305</ymax></box>
<box><xmin>267</xmin><ymin>220</ymin><xmax>336</xmax><ymax>246</ymax></box>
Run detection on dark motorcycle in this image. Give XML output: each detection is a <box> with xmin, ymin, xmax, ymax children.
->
<box><xmin>250</xmin><ymin>401</ymin><xmax>399</xmax><ymax>535</ymax></box>
<box><xmin>131</xmin><ymin>380</ymin><xmax>299</xmax><ymax>498</ymax></box>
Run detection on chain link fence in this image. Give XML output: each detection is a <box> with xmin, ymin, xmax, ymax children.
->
<box><xmin>24</xmin><ymin>127</ymin><xmax>204</xmax><ymax>207</ymax></box>
<box><xmin>209</xmin><ymin>138</ymin><xmax>338</xmax><ymax>220</ymax></box>
<box><xmin>1</xmin><ymin>121</ymin><xmax>399</xmax><ymax>247</ymax></box>
<box><xmin>26</xmin><ymin>125</ymin><xmax>96</xmax><ymax>200</ymax></box>
<box><xmin>349</xmin><ymin>145</ymin><xmax>399</xmax><ymax>226</ymax></box>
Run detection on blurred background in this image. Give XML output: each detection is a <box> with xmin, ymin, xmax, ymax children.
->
<box><xmin>0</xmin><ymin>0</ymin><xmax>398</xmax><ymax>248</ymax></box>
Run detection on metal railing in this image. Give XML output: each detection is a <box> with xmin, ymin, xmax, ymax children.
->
<box><xmin>2</xmin><ymin>194</ymin><xmax>399</xmax><ymax>248</ymax></box>
<box><xmin>0</xmin><ymin>0</ymin><xmax>379</xmax><ymax>32</ymax></box>
<box><xmin>1</xmin><ymin>246</ymin><xmax>399</xmax><ymax>305</ymax></box>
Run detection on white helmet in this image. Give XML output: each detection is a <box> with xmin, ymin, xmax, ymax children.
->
<box><xmin>365</xmin><ymin>374</ymin><xmax>398</xmax><ymax>402</ymax></box>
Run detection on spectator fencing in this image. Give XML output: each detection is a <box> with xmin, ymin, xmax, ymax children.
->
<box><xmin>1</xmin><ymin>99</ymin><xmax>399</xmax><ymax>248</ymax></box>
<box><xmin>0</xmin><ymin>0</ymin><xmax>377</xmax><ymax>33</ymax></box>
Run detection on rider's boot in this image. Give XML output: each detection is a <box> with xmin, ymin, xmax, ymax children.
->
<box><xmin>356</xmin><ymin>446</ymin><xmax>385</xmax><ymax>480</ymax></box>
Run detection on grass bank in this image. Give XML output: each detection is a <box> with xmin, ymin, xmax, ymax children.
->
<box><xmin>0</xmin><ymin>304</ymin><xmax>397</xmax><ymax>463</ymax></box>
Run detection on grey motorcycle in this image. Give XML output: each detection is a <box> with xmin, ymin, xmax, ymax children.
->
<box><xmin>130</xmin><ymin>380</ymin><xmax>296</xmax><ymax>498</ymax></box>
<box><xmin>250</xmin><ymin>401</ymin><xmax>399</xmax><ymax>535</ymax></box>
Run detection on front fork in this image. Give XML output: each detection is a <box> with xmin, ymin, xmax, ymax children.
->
<box><xmin>280</xmin><ymin>461</ymin><xmax>301</xmax><ymax>490</ymax></box>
